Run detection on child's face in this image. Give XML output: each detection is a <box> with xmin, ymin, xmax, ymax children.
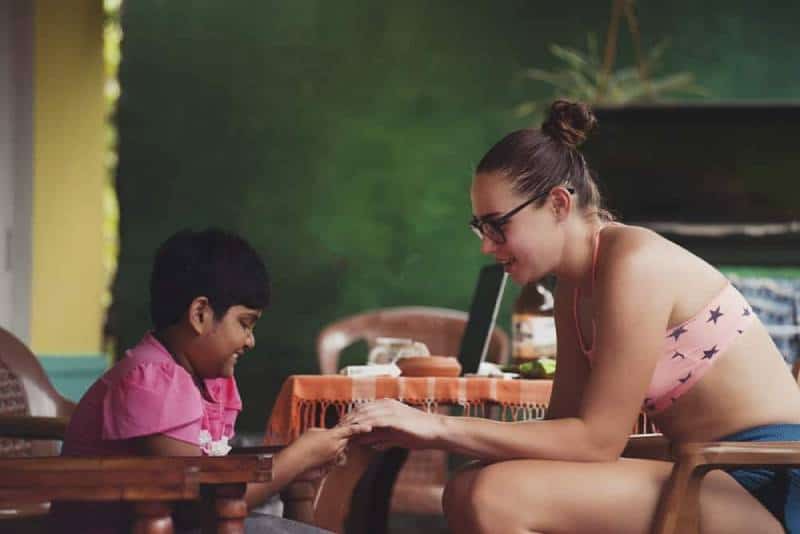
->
<box><xmin>191</xmin><ymin>304</ymin><xmax>262</xmax><ymax>379</ymax></box>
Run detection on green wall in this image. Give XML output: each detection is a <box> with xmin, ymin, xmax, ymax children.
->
<box><xmin>40</xmin><ymin>356</ymin><xmax>109</xmax><ymax>403</ymax></box>
<box><xmin>114</xmin><ymin>1</ymin><xmax>800</xmax><ymax>431</ymax></box>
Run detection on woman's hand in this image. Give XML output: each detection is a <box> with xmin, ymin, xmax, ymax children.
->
<box><xmin>341</xmin><ymin>399</ymin><xmax>445</xmax><ymax>450</ymax></box>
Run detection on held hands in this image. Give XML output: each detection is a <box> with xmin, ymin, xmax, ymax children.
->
<box><xmin>341</xmin><ymin>398</ymin><xmax>443</xmax><ymax>450</ymax></box>
<box><xmin>287</xmin><ymin>399</ymin><xmax>444</xmax><ymax>480</ymax></box>
<box><xmin>291</xmin><ymin>423</ymin><xmax>371</xmax><ymax>477</ymax></box>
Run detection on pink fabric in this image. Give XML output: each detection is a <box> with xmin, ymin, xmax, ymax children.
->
<box><xmin>63</xmin><ymin>332</ymin><xmax>241</xmax><ymax>457</ymax></box>
<box><xmin>575</xmin><ymin>227</ymin><xmax>756</xmax><ymax>414</ymax></box>
<box><xmin>645</xmin><ymin>282</ymin><xmax>755</xmax><ymax>413</ymax></box>
<box><xmin>53</xmin><ymin>333</ymin><xmax>242</xmax><ymax>532</ymax></box>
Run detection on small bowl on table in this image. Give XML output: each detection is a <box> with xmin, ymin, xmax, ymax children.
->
<box><xmin>395</xmin><ymin>355</ymin><xmax>462</xmax><ymax>377</ymax></box>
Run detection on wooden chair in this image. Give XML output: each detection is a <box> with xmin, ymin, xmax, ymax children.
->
<box><xmin>317</xmin><ymin>306</ymin><xmax>510</xmax><ymax>518</ymax></box>
<box><xmin>623</xmin><ymin>361</ymin><xmax>800</xmax><ymax>534</ymax></box>
<box><xmin>0</xmin><ymin>326</ymin><xmax>274</xmax><ymax>533</ymax></box>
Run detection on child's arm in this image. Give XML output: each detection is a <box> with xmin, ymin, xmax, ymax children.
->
<box><xmin>133</xmin><ymin>424</ymin><xmax>370</xmax><ymax>512</ymax></box>
<box><xmin>243</xmin><ymin>423</ymin><xmax>369</xmax><ymax>509</ymax></box>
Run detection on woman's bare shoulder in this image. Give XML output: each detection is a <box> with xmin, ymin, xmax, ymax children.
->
<box><xmin>599</xmin><ymin>224</ymin><xmax>729</xmax><ymax>316</ymax></box>
<box><xmin>597</xmin><ymin>224</ymin><xmax>674</xmax><ymax>279</ymax></box>
<box><xmin>601</xmin><ymin>224</ymin><xmax>715</xmax><ymax>274</ymax></box>
<box><xmin>603</xmin><ymin>223</ymin><xmax>669</xmax><ymax>251</ymax></box>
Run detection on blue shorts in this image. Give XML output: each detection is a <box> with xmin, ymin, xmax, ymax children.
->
<box><xmin>718</xmin><ymin>423</ymin><xmax>800</xmax><ymax>533</ymax></box>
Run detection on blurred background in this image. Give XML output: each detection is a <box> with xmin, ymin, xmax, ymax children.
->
<box><xmin>2</xmin><ymin>0</ymin><xmax>800</xmax><ymax>435</ymax></box>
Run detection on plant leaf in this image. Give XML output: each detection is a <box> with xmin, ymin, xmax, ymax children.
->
<box><xmin>549</xmin><ymin>44</ymin><xmax>588</xmax><ymax>69</ymax></box>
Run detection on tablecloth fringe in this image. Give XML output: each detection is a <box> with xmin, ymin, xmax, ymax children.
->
<box><xmin>271</xmin><ymin>398</ymin><xmax>549</xmax><ymax>443</ymax></box>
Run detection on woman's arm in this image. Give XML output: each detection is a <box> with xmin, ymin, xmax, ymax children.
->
<box><xmin>351</xmin><ymin>234</ymin><xmax>674</xmax><ymax>463</ymax></box>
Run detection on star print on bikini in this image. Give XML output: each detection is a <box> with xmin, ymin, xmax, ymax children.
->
<box><xmin>668</xmin><ymin>325</ymin><xmax>688</xmax><ymax>341</ymax></box>
<box><xmin>678</xmin><ymin>371</ymin><xmax>692</xmax><ymax>384</ymax></box>
<box><xmin>707</xmin><ymin>306</ymin><xmax>724</xmax><ymax>324</ymax></box>
<box><xmin>671</xmin><ymin>351</ymin><xmax>685</xmax><ymax>359</ymax></box>
<box><xmin>743</xmin><ymin>307</ymin><xmax>751</xmax><ymax>316</ymax></box>
<box><xmin>702</xmin><ymin>345</ymin><xmax>719</xmax><ymax>359</ymax></box>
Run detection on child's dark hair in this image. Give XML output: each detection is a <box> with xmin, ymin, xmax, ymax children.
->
<box><xmin>149</xmin><ymin>228</ymin><xmax>270</xmax><ymax>330</ymax></box>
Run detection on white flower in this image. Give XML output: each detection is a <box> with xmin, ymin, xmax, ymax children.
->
<box><xmin>199</xmin><ymin>430</ymin><xmax>231</xmax><ymax>456</ymax></box>
<box><xmin>207</xmin><ymin>436</ymin><xmax>232</xmax><ymax>456</ymax></box>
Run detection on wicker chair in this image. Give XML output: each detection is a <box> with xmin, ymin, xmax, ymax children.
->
<box><xmin>0</xmin><ymin>327</ymin><xmax>75</xmax><ymax>459</ymax></box>
<box><xmin>316</xmin><ymin>306</ymin><xmax>510</xmax><ymax>517</ymax></box>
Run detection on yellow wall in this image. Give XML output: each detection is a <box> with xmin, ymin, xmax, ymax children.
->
<box><xmin>31</xmin><ymin>0</ymin><xmax>105</xmax><ymax>354</ymax></box>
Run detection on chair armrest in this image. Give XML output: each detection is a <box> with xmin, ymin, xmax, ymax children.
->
<box><xmin>0</xmin><ymin>414</ymin><xmax>70</xmax><ymax>440</ymax></box>
<box><xmin>622</xmin><ymin>433</ymin><xmax>672</xmax><ymax>461</ymax></box>
<box><xmin>653</xmin><ymin>441</ymin><xmax>800</xmax><ymax>534</ymax></box>
<box><xmin>675</xmin><ymin>440</ymin><xmax>800</xmax><ymax>468</ymax></box>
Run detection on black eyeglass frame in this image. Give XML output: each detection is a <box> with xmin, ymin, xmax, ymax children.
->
<box><xmin>469</xmin><ymin>186</ymin><xmax>575</xmax><ymax>244</ymax></box>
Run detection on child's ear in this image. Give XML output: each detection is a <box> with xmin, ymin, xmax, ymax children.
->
<box><xmin>188</xmin><ymin>296</ymin><xmax>212</xmax><ymax>334</ymax></box>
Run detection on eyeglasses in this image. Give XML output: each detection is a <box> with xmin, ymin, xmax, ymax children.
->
<box><xmin>469</xmin><ymin>186</ymin><xmax>575</xmax><ymax>244</ymax></box>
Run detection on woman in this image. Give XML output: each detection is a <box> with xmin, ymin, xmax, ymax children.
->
<box><xmin>345</xmin><ymin>100</ymin><xmax>800</xmax><ymax>533</ymax></box>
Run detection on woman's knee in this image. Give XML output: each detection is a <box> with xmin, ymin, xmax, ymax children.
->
<box><xmin>466</xmin><ymin>461</ymin><xmax>561</xmax><ymax>534</ymax></box>
<box><xmin>468</xmin><ymin>465</ymin><xmax>517</xmax><ymax>519</ymax></box>
<box><xmin>444</xmin><ymin>462</ymin><xmax>528</xmax><ymax>533</ymax></box>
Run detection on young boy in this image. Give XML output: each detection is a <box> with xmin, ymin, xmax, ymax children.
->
<box><xmin>55</xmin><ymin>229</ymin><xmax>365</xmax><ymax>533</ymax></box>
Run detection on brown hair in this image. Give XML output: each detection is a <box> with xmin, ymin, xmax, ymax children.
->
<box><xmin>476</xmin><ymin>99</ymin><xmax>612</xmax><ymax>220</ymax></box>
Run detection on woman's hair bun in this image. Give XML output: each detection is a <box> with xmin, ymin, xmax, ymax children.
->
<box><xmin>541</xmin><ymin>99</ymin><xmax>597</xmax><ymax>149</ymax></box>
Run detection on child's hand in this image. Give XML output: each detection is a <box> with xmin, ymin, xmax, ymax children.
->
<box><xmin>291</xmin><ymin>423</ymin><xmax>371</xmax><ymax>473</ymax></box>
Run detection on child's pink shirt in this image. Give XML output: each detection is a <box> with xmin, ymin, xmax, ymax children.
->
<box><xmin>54</xmin><ymin>333</ymin><xmax>242</xmax><ymax>532</ymax></box>
<box><xmin>62</xmin><ymin>332</ymin><xmax>241</xmax><ymax>457</ymax></box>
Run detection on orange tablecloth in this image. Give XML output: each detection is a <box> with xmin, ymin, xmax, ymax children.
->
<box><xmin>265</xmin><ymin>375</ymin><xmax>553</xmax><ymax>445</ymax></box>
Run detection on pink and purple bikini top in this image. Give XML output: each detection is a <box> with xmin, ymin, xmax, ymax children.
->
<box><xmin>574</xmin><ymin>226</ymin><xmax>756</xmax><ymax>414</ymax></box>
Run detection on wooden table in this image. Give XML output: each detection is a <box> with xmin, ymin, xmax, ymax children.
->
<box><xmin>265</xmin><ymin>375</ymin><xmax>553</xmax><ymax>534</ymax></box>
<box><xmin>0</xmin><ymin>456</ymin><xmax>200</xmax><ymax>533</ymax></box>
<box><xmin>0</xmin><ymin>454</ymin><xmax>273</xmax><ymax>533</ymax></box>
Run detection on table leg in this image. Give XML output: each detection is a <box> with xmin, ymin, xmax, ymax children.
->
<box><xmin>281</xmin><ymin>479</ymin><xmax>317</xmax><ymax>524</ymax></box>
<box><xmin>132</xmin><ymin>500</ymin><xmax>175</xmax><ymax>534</ymax></box>
<box><xmin>344</xmin><ymin>447</ymin><xmax>408</xmax><ymax>534</ymax></box>
<box><xmin>202</xmin><ymin>482</ymin><xmax>248</xmax><ymax>534</ymax></box>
